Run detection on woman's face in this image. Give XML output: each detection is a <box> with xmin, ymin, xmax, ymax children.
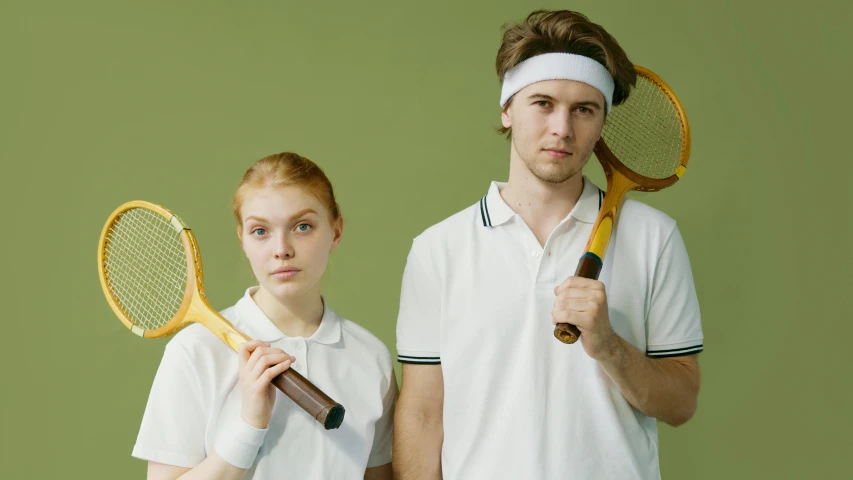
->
<box><xmin>238</xmin><ymin>185</ymin><xmax>342</xmax><ymax>301</ymax></box>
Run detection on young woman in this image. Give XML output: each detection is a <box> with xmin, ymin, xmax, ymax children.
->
<box><xmin>132</xmin><ymin>152</ymin><xmax>396</xmax><ymax>479</ymax></box>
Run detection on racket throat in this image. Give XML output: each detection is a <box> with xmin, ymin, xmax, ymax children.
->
<box><xmin>184</xmin><ymin>291</ymin><xmax>250</xmax><ymax>352</ymax></box>
<box><xmin>584</xmin><ymin>171</ymin><xmax>635</xmax><ymax>260</ymax></box>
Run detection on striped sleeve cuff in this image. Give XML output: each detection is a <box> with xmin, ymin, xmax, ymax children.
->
<box><xmin>397</xmin><ymin>354</ymin><xmax>441</xmax><ymax>365</ymax></box>
<box><xmin>646</xmin><ymin>344</ymin><xmax>703</xmax><ymax>358</ymax></box>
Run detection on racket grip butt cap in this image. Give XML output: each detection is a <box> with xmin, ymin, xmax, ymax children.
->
<box><xmin>321</xmin><ymin>404</ymin><xmax>346</xmax><ymax>430</ymax></box>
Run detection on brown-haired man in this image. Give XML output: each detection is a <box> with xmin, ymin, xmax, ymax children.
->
<box><xmin>394</xmin><ymin>10</ymin><xmax>703</xmax><ymax>480</ymax></box>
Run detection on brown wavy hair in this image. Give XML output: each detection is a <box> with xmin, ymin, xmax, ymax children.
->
<box><xmin>496</xmin><ymin>10</ymin><xmax>637</xmax><ymax>135</ymax></box>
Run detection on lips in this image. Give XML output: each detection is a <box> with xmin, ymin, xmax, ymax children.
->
<box><xmin>271</xmin><ymin>266</ymin><xmax>301</xmax><ymax>280</ymax></box>
<box><xmin>543</xmin><ymin>148</ymin><xmax>571</xmax><ymax>158</ymax></box>
<box><xmin>273</xmin><ymin>266</ymin><xmax>299</xmax><ymax>274</ymax></box>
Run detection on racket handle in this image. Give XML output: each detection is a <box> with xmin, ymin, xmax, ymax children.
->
<box><xmin>272</xmin><ymin>369</ymin><xmax>346</xmax><ymax>430</ymax></box>
<box><xmin>554</xmin><ymin>252</ymin><xmax>604</xmax><ymax>344</ymax></box>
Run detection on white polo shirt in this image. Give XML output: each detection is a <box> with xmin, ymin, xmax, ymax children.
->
<box><xmin>396</xmin><ymin>176</ymin><xmax>703</xmax><ymax>480</ymax></box>
<box><xmin>132</xmin><ymin>287</ymin><xmax>396</xmax><ymax>479</ymax></box>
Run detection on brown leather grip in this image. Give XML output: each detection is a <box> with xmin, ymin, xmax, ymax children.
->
<box><xmin>554</xmin><ymin>253</ymin><xmax>604</xmax><ymax>344</ymax></box>
<box><xmin>272</xmin><ymin>369</ymin><xmax>345</xmax><ymax>430</ymax></box>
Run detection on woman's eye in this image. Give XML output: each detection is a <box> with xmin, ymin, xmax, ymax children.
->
<box><xmin>296</xmin><ymin>224</ymin><xmax>312</xmax><ymax>232</ymax></box>
<box><xmin>252</xmin><ymin>228</ymin><xmax>266</xmax><ymax>236</ymax></box>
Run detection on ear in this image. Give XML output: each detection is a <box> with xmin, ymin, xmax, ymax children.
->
<box><xmin>330</xmin><ymin>216</ymin><xmax>344</xmax><ymax>251</ymax></box>
<box><xmin>501</xmin><ymin>102</ymin><xmax>513</xmax><ymax>129</ymax></box>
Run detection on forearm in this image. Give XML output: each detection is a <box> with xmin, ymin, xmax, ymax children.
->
<box><xmin>393</xmin><ymin>401</ymin><xmax>443</xmax><ymax>480</ymax></box>
<box><xmin>147</xmin><ymin>453</ymin><xmax>248</xmax><ymax>480</ymax></box>
<box><xmin>596</xmin><ymin>335</ymin><xmax>700</xmax><ymax>426</ymax></box>
<box><xmin>364</xmin><ymin>463</ymin><xmax>393</xmax><ymax>480</ymax></box>
<box><xmin>179</xmin><ymin>453</ymin><xmax>249</xmax><ymax>480</ymax></box>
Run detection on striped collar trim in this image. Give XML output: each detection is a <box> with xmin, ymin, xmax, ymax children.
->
<box><xmin>479</xmin><ymin>176</ymin><xmax>604</xmax><ymax>228</ymax></box>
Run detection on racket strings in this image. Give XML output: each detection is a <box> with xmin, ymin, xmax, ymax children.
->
<box><xmin>104</xmin><ymin>208</ymin><xmax>188</xmax><ymax>331</ymax></box>
<box><xmin>602</xmin><ymin>74</ymin><xmax>686</xmax><ymax>179</ymax></box>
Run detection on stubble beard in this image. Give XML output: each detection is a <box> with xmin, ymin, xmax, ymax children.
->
<box><xmin>514</xmin><ymin>137</ymin><xmax>588</xmax><ymax>185</ymax></box>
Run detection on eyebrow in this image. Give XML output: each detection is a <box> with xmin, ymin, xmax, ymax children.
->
<box><xmin>527</xmin><ymin>93</ymin><xmax>603</xmax><ymax>110</ymax></box>
<box><xmin>244</xmin><ymin>208</ymin><xmax>318</xmax><ymax>224</ymax></box>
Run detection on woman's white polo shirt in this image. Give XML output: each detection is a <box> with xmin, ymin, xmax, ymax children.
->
<box><xmin>132</xmin><ymin>287</ymin><xmax>396</xmax><ymax>478</ymax></box>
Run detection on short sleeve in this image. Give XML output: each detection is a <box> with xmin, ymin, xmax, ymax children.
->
<box><xmin>395</xmin><ymin>241</ymin><xmax>442</xmax><ymax>364</ymax></box>
<box><xmin>645</xmin><ymin>225</ymin><xmax>704</xmax><ymax>358</ymax></box>
<box><xmin>131</xmin><ymin>341</ymin><xmax>208</xmax><ymax>468</ymax></box>
<box><xmin>366</xmin><ymin>369</ymin><xmax>398</xmax><ymax>467</ymax></box>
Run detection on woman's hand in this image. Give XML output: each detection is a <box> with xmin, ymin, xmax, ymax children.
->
<box><xmin>237</xmin><ymin>340</ymin><xmax>296</xmax><ymax>429</ymax></box>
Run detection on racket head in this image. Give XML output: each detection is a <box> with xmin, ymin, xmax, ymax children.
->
<box><xmin>97</xmin><ymin>200</ymin><xmax>203</xmax><ymax>339</ymax></box>
<box><xmin>594</xmin><ymin>64</ymin><xmax>691</xmax><ymax>191</ymax></box>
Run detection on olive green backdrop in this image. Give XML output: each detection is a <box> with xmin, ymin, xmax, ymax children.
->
<box><xmin>1</xmin><ymin>0</ymin><xmax>850</xmax><ymax>478</ymax></box>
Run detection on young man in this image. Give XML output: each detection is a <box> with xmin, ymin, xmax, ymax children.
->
<box><xmin>393</xmin><ymin>10</ymin><xmax>703</xmax><ymax>480</ymax></box>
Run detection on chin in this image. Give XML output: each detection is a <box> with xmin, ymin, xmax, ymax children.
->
<box><xmin>261</xmin><ymin>281</ymin><xmax>308</xmax><ymax>300</ymax></box>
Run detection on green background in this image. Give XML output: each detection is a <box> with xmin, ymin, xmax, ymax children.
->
<box><xmin>1</xmin><ymin>0</ymin><xmax>850</xmax><ymax>478</ymax></box>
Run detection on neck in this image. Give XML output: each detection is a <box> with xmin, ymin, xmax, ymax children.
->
<box><xmin>501</xmin><ymin>146</ymin><xmax>586</xmax><ymax>246</ymax></box>
<box><xmin>251</xmin><ymin>286</ymin><xmax>324</xmax><ymax>339</ymax></box>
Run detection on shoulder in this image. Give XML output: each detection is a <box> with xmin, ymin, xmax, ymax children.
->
<box><xmin>610</xmin><ymin>198</ymin><xmax>690</xmax><ymax>273</ymax></box>
<box><xmin>617</xmin><ymin>198</ymin><xmax>679</xmax><ymax>243</ymax></box>
<box><xmin>162</xmin><ymin>305</ymin><xmax>238</xmax><ymax>367</ymax></box>
<box><xmin>621</xmin><ymin>198</ymin><xmax>676</xmax><ymax>230</ymax></box>
<box><xmin>408</xmin><ymin>200</ymin><xmax>481</xmax><ymax>259</ymax></box>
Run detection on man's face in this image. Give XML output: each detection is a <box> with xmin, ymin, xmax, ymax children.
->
<box><xmin>502</xmin><ymin>79</ymin><xmax>606</xmax><ymax>184</ymax></box>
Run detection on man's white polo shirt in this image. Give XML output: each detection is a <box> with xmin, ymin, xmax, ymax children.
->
<box><xmin>132</xmin><ymin>287</ymin><xmax>397</xmax><ymax>478</ymax></box>
<box><xmin>396</xmin><ymin>176</ymin><xmax>703</xmax><ymax>480</ymax></box>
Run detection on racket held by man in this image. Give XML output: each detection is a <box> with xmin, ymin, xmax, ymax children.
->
<box><xmin>554</xmin><ymin>65</ymin><xmax>692</xmax><ymax>344</ymax></box>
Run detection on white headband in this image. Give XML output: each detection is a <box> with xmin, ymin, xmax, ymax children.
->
<box><xmin>499</xmin><ymin>53</ymin><xmax>615</xmax><ymax>113</ymax></box>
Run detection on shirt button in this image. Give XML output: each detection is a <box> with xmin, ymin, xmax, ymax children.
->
<box><xmin>532</xmin><ymin>250</ymin><xmax>540</xmax><ymax>258</ymax></box>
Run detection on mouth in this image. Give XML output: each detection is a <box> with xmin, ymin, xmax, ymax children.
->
<box><xmin>543</xmin><ymin>148</ymin><xmax>572</xmax><ymax>158</ymax></box>
<box><xmin>271</xmin><ymin>266</ymin><xmax>301</xmax><ymax>280</ymax></box>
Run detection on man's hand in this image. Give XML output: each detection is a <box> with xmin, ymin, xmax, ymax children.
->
<box><xmin>552</xmin><ymin>276</ymin><xmax>617</xmax><ymax>359</ymax></box>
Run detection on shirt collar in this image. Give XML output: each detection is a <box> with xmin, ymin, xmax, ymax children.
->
<box><xmin>234</xmin><ymin>287</ymin><xmax>342</xmax><ymax>345</ymax></box>
<box><xmin>479</xmin><ymin>175</ymin><xmax>603</xmax><ymax>227</ymax></box>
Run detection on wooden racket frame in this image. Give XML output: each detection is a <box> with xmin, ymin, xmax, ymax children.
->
<box><xmin>98</xmin><ymin>200</ymin><xmax>346</xmax><ymax>429</ymax></box>
<box><xmin>554</xmin><ymin>65</ymin><xmax>692</xmax><ymax>344</ymax></box>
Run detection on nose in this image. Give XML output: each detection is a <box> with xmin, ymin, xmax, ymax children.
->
<box><xmin>273</xmin><ymin>233</ymin><xmax>295</xmax><ymax>259</ymax></box>
<box><xmin>550</xmin><ymin>110</ymin><xmax>573</xmax><ymax>139</ymax></box>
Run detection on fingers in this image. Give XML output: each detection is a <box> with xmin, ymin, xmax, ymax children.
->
<box><xmin>558</xmin><ymin>298</ymin><xmax>600</xmax><ymax>313</ymax></box>
<box><xmin>552</xmin><ymin>295</ymin><xmax>604</xmax><ymax>327</ymax></box>
<box><xmin>250</xmin><ymin>352</ymin><xmax>295</xmax><ymax>379</ymax></box>
<box><xmin>552</xmin><ymin>303</ymin><xmax>596</xmax><ymax>326</ymax></box>
<box><xmin>238</xmin><ymin>339</ymin><xmax>267</xmax><ymax>364</ymax></box>
<box><xmin>260</xmin><ymin>358</ymin><xmax>294</xmax><ymax>383</ymax></box>
<box><xmin>239</xmin><ymin>340</ymin><xmax>272</xmax><ymax>370</ymax></box>
<box><xmin>245</xmin><ymin>355</ymin><xmax>294</xmax><ymax>396</ymax></box>
<box><xmin>554</xmin><ymin>276</ymin><xmax>605</xmax><ymax>296</ymax></box>
<box><xmin>245</xmin><ymin>345</ymin><xmax>289</xmax><ymax>372</ymax></box>
<box><xmin>239</xmin><ymin>343</ymin><xmax>296</xmax><ymax>386</ymax></box>
<box><xmin>553</xmin><ymin>289</ymin><xmax>606</xmax><ymax>312</ymax></box>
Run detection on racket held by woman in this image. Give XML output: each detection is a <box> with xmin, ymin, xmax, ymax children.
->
<box><xmin>97</xmin><ymin>200</ymin><xmax>346</xmax><ymax>429</ymax></box>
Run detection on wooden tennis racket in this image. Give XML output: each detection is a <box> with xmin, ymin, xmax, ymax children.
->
<box><xmin>97</xmin><ymin>200</ymin><xmax>346</xmax><ymax>429</ymax></box>
<box><xmin>554</xmin><ymin>65</ymin><xmax>692</xmax><ymax>344</ymax></box>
